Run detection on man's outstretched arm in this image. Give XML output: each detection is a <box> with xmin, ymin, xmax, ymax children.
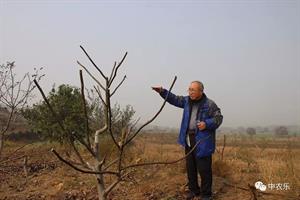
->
<box><xmin>152</xmin><ymin>86</ymin><xmax>185</xmax><ymax>108</ymax></box>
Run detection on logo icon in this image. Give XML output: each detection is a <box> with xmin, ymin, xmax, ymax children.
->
<box><xmin>255</xmin><ymin>181</ymin><xmax>267</xmax><ymax>191</ymax></box>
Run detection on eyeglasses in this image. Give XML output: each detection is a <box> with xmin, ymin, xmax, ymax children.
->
<box><xmin>187</xmin><ymin>88</ymin><xmax>201</xmax><ymax>93</ymax></box>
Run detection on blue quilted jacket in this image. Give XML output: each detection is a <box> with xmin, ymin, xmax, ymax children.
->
<box><xmin>160</xmin><ymin>89</ymin><xmax>223</xmax><ymax>158</ymax></box>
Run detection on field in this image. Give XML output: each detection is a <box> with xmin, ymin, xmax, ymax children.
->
<box><xmin>1</xmin><ymin>133</ymin><xmax>299</xmax><ymax>200</ymax></box>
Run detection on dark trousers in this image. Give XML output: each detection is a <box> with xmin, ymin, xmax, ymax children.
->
<box><xmin>185</xmin><ymin>132</ymin><xmax>212</xmax><ymax>197</ymax></box>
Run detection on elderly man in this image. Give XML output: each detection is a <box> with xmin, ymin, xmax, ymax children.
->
<box><xmin>152</xmin><ymin>81</ymin><xmax>223</xmax><ymax>200</ymax></box>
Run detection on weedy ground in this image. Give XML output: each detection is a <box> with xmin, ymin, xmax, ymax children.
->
<box><xmin>0</xmin><ymin>133</ymin><xmax>299</xmax><ymax>200</ymax></box>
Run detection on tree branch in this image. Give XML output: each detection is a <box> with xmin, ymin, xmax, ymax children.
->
<box><xmin>110</xmin><ymin>75</ymin><xmax>126</xmax><ymax>97</ymax></box>
<box><xmin>104</xmin><ymin>170</ymin><xmax>133</xmax><ymax>196</ymax></box>
<box><xmin>109</xmin><ymin>52</ymin><xmax>128</xmax><ymax>87</ymax></box>
<box><xmin>94</xmin><ymin>85</ymin><xmax>106</xmax><ymax>107</ymax></box>
<box><xmin>125</xmin><ymin>76</ymin><xmax>177</xmax><ymax>145</ymax></box>
<box><xmin>79</xmin><ymin>70</ymin><xmax>91</xmax><ymax>148</ymax></box>
<box><xmin>105</xmin><ymin>85</ymin><xmax>120</xmax><ymax>149</ymax></box>
<box><xmin>51</xmin><ymin>148</ymin><xmax>119</xmax><ymax>176</ymax></box>
<box><xmin>72</xmin><ymin>132</ymin><xmax>95</xmax><ymax>158</ymax></box>
<box><xmin>70</xmin><ymin>139</ymin><xmax>89</xmax><ymax>168</ymax></box>
<box><xmin>108</xmin><ymin>61</ymin><xmax>117</xmax><ymax>83</ymax></box>
<box><xmin>102</xmin><ymin>158</ymin><xmax>119</xmax><ymax>171</ymax></box>
<box><xmin>77</xmin><ymin>61</ymin><xmax>106</xmax><ymax>91</ymax></box>
<box><xmin>0</xmin><ymin>143</ymin><xmax>32</xmax><ymax>162</ymax></box>
<box><xmin>121</xmin><ymin>134</ymin><xmax>211</xmax><ymax>171</ymax></box>
<box><xmin>79</xmin><ymin>45</ymin><xmax>107</xmax><ymax>80</ymax></box>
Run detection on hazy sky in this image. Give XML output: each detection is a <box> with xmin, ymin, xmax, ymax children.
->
<box><xmin>1</xmin><ymin>0</ymin><xmax>299</xmax><ymax>128</ymax></box>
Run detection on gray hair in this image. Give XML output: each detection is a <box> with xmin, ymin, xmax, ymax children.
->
<box><xmin>191</xmin><ymin>81</ymin><xmax>204</xmax><ymax>91</ymax></box>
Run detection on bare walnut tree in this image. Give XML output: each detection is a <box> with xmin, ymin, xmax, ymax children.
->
<box><xmin>0</xmin><ymin>62</ymin><xmax>43</xmax><ymax>159</ymax></box>
<box><xmin>34</xmin><ymin>46</ymin><xmax>206</xmax><ymax>200</ymax></box>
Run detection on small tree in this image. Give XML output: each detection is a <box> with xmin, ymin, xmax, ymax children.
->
<box><xmin>22</xmin><ymin>84</ymin><xmax>86</xmax><ymax>143</ymax></box>
<box><xmin>275</xmin><ymin>126</ymin><xmax>288</xmax><ymax>136</ymax></box>
<box><xmin>0</xmin><ymin>62</ymin><xmax>43</xmax><ymax>158</ymax></box>
<box><xmin>35</xmin><ymin>46</ymin><xmax>209</xmax><ymax>200</ymax></box>
<box><xmin>34</xmin><ymin>46</ymin><xmax>207</xmax><ymax>200</ymax></box>
<box><xmin>246</xmin><ymin>127</ymin><xmax>256</xmax><ymax>137</ymax></box>
<box><xmin>22</xmin><ymin>84</ymin><xmax>135</xmax><ymax>144</ymax></box>
<box><xmin>88</xmin><ymin>93</ymin><xmax>136</xmax><ymax>137</ymax></box>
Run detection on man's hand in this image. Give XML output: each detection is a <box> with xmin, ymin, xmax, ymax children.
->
<box><xmin>152</xmin><ymin>86</ymin><xmax>163</xmax><ymax>94</ymax></box>
<box><xmin>197</xmin><ymin>121</ymin><xmax>206</xmax><ymax>131</ymax></box>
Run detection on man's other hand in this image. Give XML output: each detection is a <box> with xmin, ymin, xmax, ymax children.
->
<box><xmin>152</xmin><ymin>86</ymin><xmax>163</xmax><ymax>94</ymax></box>
<box><xmin>197</xmin><ymin>121</ymin><xmax>206</xmax><ymax>131</ymax></box>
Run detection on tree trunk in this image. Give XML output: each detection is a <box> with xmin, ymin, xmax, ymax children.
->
<box><xmin>96</xmin><ymin>174</ymin><xmax>106</xmax><ymax>200</ymax></box>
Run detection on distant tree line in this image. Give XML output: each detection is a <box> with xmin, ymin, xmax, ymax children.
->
<box><xmin>245</xmin><ymin>126</ymin><xmax>289</xmax><ymax>137</ymax></box>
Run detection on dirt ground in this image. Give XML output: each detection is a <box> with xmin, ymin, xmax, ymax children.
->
<box><xmin>0</xmin><ymin>133</ymin><xmax>299</xmax><ymax>200</ymax></box>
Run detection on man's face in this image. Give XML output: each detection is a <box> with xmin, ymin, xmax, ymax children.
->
<box><xmin>188</xmin><ymin>82</ymin><xmax>203</xmax><ymax>100</ymax></box>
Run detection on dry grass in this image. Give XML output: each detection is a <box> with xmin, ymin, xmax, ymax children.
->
<box><xmin>0</xmin><ymin>133</ymin><xmax>299</xmax><ymax>200</ymax></box>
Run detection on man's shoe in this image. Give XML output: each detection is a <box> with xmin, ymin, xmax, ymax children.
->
<box><xmin>201</xmin><ymin>196</ymin><xmax>213</xmax><ymax>200</ymax></box>
<box><xmin>186</xmin><ymin>191</ymin><xmax>200</xmax><ymax>200</ymax></box>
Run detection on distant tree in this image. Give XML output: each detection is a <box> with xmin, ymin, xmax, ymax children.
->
<box><xmin>0</xmin><ymin>62</ymin><xmax>43</xmax><ymax>158</ymax></box>
<box><xmin>275</xmin><ymin>126</ymin><xmax>288</xmax><ymax>136</ymax></box>
<box><xmin>246</xmin><ymin>127</ymin><xmax>256</xmax><ymax>136</ymax></box>
<box><xmin>22</xmin><ymin>84</ymin><xmax>135</xmax><ymax>144</ymax></box>
<box><xmin>87</xmin><ymin>91</ymin><xmax>135</xmax><ymax>137</ymax></box>
<box><xmin>22</xmin><ymin>84</ymin><xmax>87</xmax><ymax>143</ymax></box>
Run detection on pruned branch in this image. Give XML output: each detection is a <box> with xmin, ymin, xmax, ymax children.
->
<box><xmin>110</xmin><ymin>75</ymin><xmax>126</xmax><ymax>97</ymax></box>
<box><xmin>51</xmin><ymin>148</ymin><xmax>119</xmax><ymax>176</ymax></box>
<box><xmin>33</xmin><ymin>80</ymin><xmax>67</xmax><ymax>132</ymax></box>
<box><xmin>70</xmin><ymin>139</ymin><xmax>89</xmax><ymax>167</ymax></box>
<box><xmin>109</xmin><ymin>52</ymin><xmax>128</xmax><ymax>87</ymax></box>
<box><xmin>108</xmin><ymin>61</ymin><xmax>117</xmax><ymax>83</ymax></box>
<box><xmin>0</xmin><ymin>143</ymin><xmax>32</xmax><ymax>162</ymax></box>
<box><xmin>79</xmin><ymin>70</ymin><xmax>91</xmax><ymax>148</ymax></box>
<box><xmin>72</xmin><ymin>132</ymin><xmax>95</xmax><ymax>158</ymax></box>
<box><xmin>0</xmin><ymin>155</ymin><xmax>26</xmax><ymax>165</ymax></box>
<box><xmin>77</xmin><ymin>61</ymin><xmax>106</xmax><ymax>91</ymax></box>
<box><xmin>106</xmin><ymin>87</ymin><xmax>120</xmax><ymax>149</ymax></box>
<box><xmin>94</xmin><ymin>85</ymin><xmax>106</xmax><ymax>106</ymax></box>
<box><xmin>121</xmin><ymin>134</ymin><xmax>211</xmax><ymax>171</ymax></box>
<box><xmin>80</xmin><ymin>45</ymin><xmax>107</xmax><ymax>80</ymax></box>
<box><xmin>102</xmin><ymin>158</ymin><xmax>119</xmax><ymax>171</ymax></box>
<box><xmin>104</xmin><ymin>170</ymin><xmax>133</xmax><ymax>196</ymax></box>
<box><xmin>125</xmin><ymin>76</ymin><xmax>177</xmax><ymax>145</ymax></box>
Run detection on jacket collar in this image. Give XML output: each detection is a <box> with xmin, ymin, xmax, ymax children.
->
<box><xmin>189</xmin><ymin>93</ymin><xmax>207</xmax><ymax>105</ymax></box>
